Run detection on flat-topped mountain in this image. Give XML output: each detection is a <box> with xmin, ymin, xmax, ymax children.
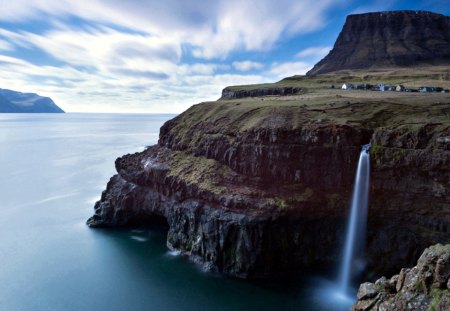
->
<box><xmin>307</xmin><ymin>10</ymin><xmax>450</xmax><ymax>75</ymax></box>
<box><xmin>0</xmin><ymin>88</ymin><xmax>64</xmax><ymax>113</ymax></box>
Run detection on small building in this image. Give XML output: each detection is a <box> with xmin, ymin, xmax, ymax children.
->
<box><xmin>396</xmin><ymin>85</ymin><xmax>405</xmax><ymax>92</ymax></box>
<box><xmin>419</xmin><ymin>86</ymin><xmax>435</xmax><ymax>93</ymax></box>
<box><xmin>342</xmin><ymin>83</ymin><xmax>354</xmax><ymax>90</ymax></box>
<box><xmin>373</xmin><ymin>84</ymin><xmax>385</xmax><ymax>91</ymax></box>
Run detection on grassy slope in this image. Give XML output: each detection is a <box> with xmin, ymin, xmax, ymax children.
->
<box><xmin>224</xmin><ymin>66</ymin><xmax>450</xmax><ymax>92</ymax></box>
<box><xmin>160</xmin><ymin>68</ymin><xmax>450</xmax><ymax>210</ymax></box>
<box><xmin>188</xmin><ymin>67</ymin><xmax>450</xmax><ymax>133</ymax></box>
<box><xmin>174</xmin><ymin>90</ymin><xmax>449</xmax><ymax>138</ymax></box>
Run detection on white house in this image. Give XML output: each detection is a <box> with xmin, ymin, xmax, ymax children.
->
<box><xmin>342</xmin><ymin>83</ymin><xmax>354</xmax><ymax>90</ymax></box>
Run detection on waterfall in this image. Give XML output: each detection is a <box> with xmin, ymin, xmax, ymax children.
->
<box><xmin>339</xmin><ymin>143</ymin><xmax>371</xmax><ymax>294</ymax></box>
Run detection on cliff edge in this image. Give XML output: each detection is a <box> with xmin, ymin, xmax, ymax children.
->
<box><xmin>87</xmin><ymin>82</ymin><xmax>450</xmax><ymax>278</ymax></box>
<box><xmin>87</xmin><ymin>10</ymin><xmax>450</xmax><ymax>280</ymax></box>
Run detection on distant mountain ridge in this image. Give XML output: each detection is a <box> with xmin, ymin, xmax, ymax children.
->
<box><xmin>307</xmin><ymin>10</ymin><xmax>450</xmax><ymax>75</ymax></box>
<box><xmin>0</xmin><ymin>88</ymin><xmax>64</xmax><ymax>113</ymax></box>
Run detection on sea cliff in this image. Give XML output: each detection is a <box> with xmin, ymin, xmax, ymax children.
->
<box><xmin>87</xmin><ymin>85</ymin><xmax>450</xmax><ymax>279</ymax></box>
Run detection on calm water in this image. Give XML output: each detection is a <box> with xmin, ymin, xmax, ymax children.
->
<box><xmin>0</xmin><ymin>113</ymin><xmax>350</xmax><ymax>311</ymax></box>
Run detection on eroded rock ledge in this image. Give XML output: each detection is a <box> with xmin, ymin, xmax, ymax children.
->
<box><xmin>352</xmin><ymin>244</ymin><xmax>450</xmax><ymax>311</ymax></box>
<box><xmin>221</xmin><ymin>86</ymin><xmax>302</xmax><ymax>99</ymax></box>
<box><xmin>87</xmin><ymin>97</ymin><xmax>450</xmax><ymax>279</ymax></box>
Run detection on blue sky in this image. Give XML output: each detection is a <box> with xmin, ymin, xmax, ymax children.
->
<box><xmin>0</xmin><ymin>0</ymin><xmax>449</xmax><ymax>113</ymax></box>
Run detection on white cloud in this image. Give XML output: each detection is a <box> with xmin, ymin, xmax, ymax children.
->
<box><xmin>189</xmin><ymin>0</ymin><xmax>335</xmax><ymax>59</ymax></box>
<box><xmin>0</xmin><ymin>0</ymin><xmax>335</xmax><ymax>59</ymax></box>
<box><xmin>232</xmin><ymin>61</ymin><xmax>263</xmax><ymax>71</ymax></box>
<box><xmin>0</xmin><ymin>53</ymin><xmax>270</xmax><ymax>113</ymax></box>
<box><xmin>178</xmin><ymin>63</ymin><xmax>229</xmax><ymax>76</ymax></box>
<box><xmin>0</xmin><ymin>39</ymin><xmax>13</xmax><ymax>51</ymax></box>
<box><xmin>296</xmin><ymin>46</ymin><xmax>331</xmax><ymax>58</ymax></box>
<box><xmin>269</xmin><ymin>61</ymin><xmax>313</xmax><ymax>79</ymax></box>
<box><xmin>0</xmin><ymin>0</ymin><xmax>339</xmax><ymax>112</ymax></box>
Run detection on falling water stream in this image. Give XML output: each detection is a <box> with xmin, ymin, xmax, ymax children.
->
<box><xmin>340</xmin><ymin>143</ymin><xmax>371</xmax><ymax>294</ymax></box>
<box><xmin>313</xmin><ymin>143</ymin><xmax>371</xmax><ymax>310</ymax></box>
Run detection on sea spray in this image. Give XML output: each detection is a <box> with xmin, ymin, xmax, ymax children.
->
<box><xmin>339</xmin><ymin>143</ymin><xmax>371</xmax><ymax>294</ymax></box>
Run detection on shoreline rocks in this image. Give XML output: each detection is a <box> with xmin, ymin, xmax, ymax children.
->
<box><xmin>352</xmin><ymin>244</ymin><xmax>450</xmax><ymax>311</ymax></box>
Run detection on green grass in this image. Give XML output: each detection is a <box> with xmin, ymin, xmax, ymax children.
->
<box><xmin>158</xmin><ymin>67</ymin><xmax>450</xmax><ymax>212</ymax></box>
<box><xmin>164</xmin><ymin>91</ymin><xmax>450</xmax><ymax>154</ymax></box>
<box><xmin>223</xmin><ymin>66</ymin><xmax>450</xmax><ymax>95</ymax></box>
<box><xmin>428</xmin><ymin>288</ymin><xmax>448</xmax><ymax>311</ymax></box>
<box><xmin>167</xmin><ymin>151</ymin><xmax>229</xmax><ymax>195</ymax></box>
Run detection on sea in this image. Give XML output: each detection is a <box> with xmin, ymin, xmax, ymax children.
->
<box><xmin>0</xmin><ymin>113</ymin><xmax>354</xmax><ymax>311</ymax></box>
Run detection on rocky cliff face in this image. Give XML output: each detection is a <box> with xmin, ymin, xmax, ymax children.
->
<box><xmin>88</xmin><ymin>95</ymin><xmax>450</xmax><ymax>279</ymax></box>
<box><xmin>352</xmin><ymin>244</ymin><xmax>450</xmax><ymax>311</ymax></box>
<box><xmin>221</xmin><ymin>86</ymin><xmax>302</xmax><ymax>99</ymax></box>
<box><xmin>307</xmin><ymin>11</ymin><xmax>450</xmax><ymax>75</ymax></box>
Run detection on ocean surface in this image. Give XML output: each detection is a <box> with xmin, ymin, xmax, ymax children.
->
<box><xmin>0</xmin><ymin>113</ymin><xmax>352</xmax><ymax>311</ymax></box>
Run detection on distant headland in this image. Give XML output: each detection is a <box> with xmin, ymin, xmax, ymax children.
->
<box><xmin>0</xmin><ymin>88</ymin><xmax>64</xmax><ymax>113</ymax></box>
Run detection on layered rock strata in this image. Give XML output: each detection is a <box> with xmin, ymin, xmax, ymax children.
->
<box><xmin>307</xmin><ymin>11</ymin><xmax>450</xmax><ymax>75</ymax></box>
<box><xmin>221</xmin><ymin>86</ymin><xmax>302</xmax><ymax>99</ymax></box>
<box><xmin>88</xmin><ymin>97</ymin><xmax>450</xmax><ymax>279</ymax></box>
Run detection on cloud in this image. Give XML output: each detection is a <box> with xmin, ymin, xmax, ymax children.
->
<box><xmin>0</xmin><ymin>0</ymin><xmax>339</xmax><ymax>112</ymax></box>
<box><xmin>232</xmin><ymin>61</ymin><xmax>263</xmax><ymax>71</ymax></box>
<box><xmin>110</xmin><ymin>69</ymin><xmax>170</xmax><ymax>80</ymax></box>
<box><xmin>188</xmin><ymin>0</ymin><xmax>335</xmax><ymax>59</ymax></box>
<box><xmin>269</xmin><ymin>61</ymin><xmax>313</xmax><ymax>79</ymax></box>
<box><xmin>0</xmin><ymin>39</ymin><xmax>13</xmax><ymax>51</ymax></box>
<box><xmin>0</xmin><ymin>0</ymin><xmax>335</xmax><ymax>59</ymax></box>
<box><xmin>178</xmin><ymin>63</ymin><xmax>229</xmax><ymax>75</ymax></box>
<box><xmin>0</xmin><ymin>53</ymin><xmax>270</xmax><ymax>113</ymax></box>
<box><xmin>296</xmin><ymin>46</ymin><xmax>331</xmax><ymax>58</ymax></box>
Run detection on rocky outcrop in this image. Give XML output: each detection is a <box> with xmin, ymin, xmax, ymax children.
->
<box><xmin>352</xmin><ymin>244</ymin><xmax>450</xmax><ymax>311</ymax></box>
<box><xmin>307</xmin><ymin>11</ymin><xmax>450</xmax><ymax>75</ymax></box>
<box><xmin>87</xmin><ymin>146</ymin><xmax>350</xmax><ymax>278</ymax></box>
<box><xmin>87</xmin><ymin>97</ymin><xmax>450</xmax><ymax>279</ymax></box>
<box><xmin>221</xmin><ymin>86</ymin><xmax>302</xmax><ymax>99</ymax></box>
<box><xmin>159</xmin><ymin>120</ymin><xmax>373</xmax><ymax>191</ymax></box>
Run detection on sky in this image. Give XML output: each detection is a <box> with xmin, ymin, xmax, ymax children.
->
<box><xmin>0</xmin><ymin>0</ymin><xmax>449</xmax><ymax>113</ymax></box>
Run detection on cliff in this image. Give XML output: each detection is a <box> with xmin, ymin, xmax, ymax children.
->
<box><xmin>87</xmin><ymin>9</ymin><xmax>450</xmax><ymax>280</ymax></box>
<box><xmin>221</xmin><ymin>86</ymin><xmax>302</xmax><ymax>99</ymax></box>
<box><xmin>307</xmin><ymin>11</ymin><xmax>450</xmax><ymax>76</ymax></box>
<box><xmin>352</xmin><ymin>244</ymin><xmax>450</xmax><ymax>311</ymax></box>
<box><xmin>87</xmin><ymin>80</ymin><xmax>450</xmax><ymax>278</ymax></box>
<box><xmin>0</xmin><ymin>88</ymin><xmax>64</xmax><ymax>113</ymax></box>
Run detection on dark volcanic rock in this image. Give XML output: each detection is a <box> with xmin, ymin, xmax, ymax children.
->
<box><xmin>88</xmin><ymin>147</ymin><xmax>348</xmax><ymax>278</ymax></box>
<box><xmin>352</xmin><ymin>244</ymin><xmax>450</xmax><ymax>311</ymax></box>
<box><xmin>159</xmin><ymin>120</ymin><xmax>373</xmax><ymax>192</ymax></box>
<box><xmin>87</xmin><ymin>114</ymin><xmax>450</xmax><ymax>278</ymax></box>
<box><xmin>87</xmin><ymin>27</ymin><xmax>450</xmax><ymax>278</ymax></box>
<box><xmin>221</xmin><ymin>86</ymin><xmax>302</xmax><ymax>99</ymax></box>
<box><xmin>307</xmin><ymin>11</ymin><xmax>450</xmax><ymax>75</ymax></box>
<box><xmin>0</xmin><ymin>88</ymin><xmax>64</xmax><ymax>113</ymax></box>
